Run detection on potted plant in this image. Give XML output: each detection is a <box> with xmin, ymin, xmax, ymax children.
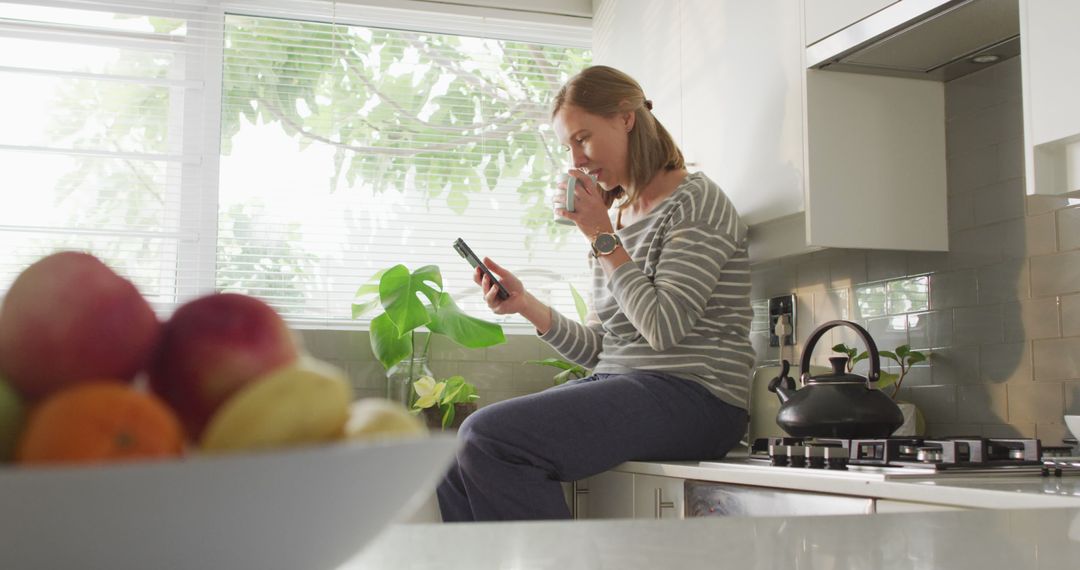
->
<box><xmin>411</xmin><ymin>375</ymin><xmax>479</xmax><ymax>430</ymax></box>
<box><xmin>524</xmin><ymin>283</ymin><xmax>592</xmax><ymax>386</ymax></box>
<box><xmin>833</xmin><ymin>342</ymin><xmax>928</xmax><ymax>436</ymax></box>
<box><xmin>352</xmin><ymin>264</ymin><xmax>505</xmax><ymax>407</ymax></box>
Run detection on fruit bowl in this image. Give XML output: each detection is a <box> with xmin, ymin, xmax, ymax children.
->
<box><xmin>0</xmin><ymin>435</ymin><xmax>459</xmax><ymax>570</ymax></box>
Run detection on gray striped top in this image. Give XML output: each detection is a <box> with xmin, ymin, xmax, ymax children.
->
<box><xmin>540</xmin><ymin>172</ymin><xmax>755</xmax><ymax>410</ymax></box>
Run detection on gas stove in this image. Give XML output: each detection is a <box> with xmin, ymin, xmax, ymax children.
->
<box><xmin>749</xmin><ymin>436</ymin><xmax>1077</xmax><ymax>476</ymax></box>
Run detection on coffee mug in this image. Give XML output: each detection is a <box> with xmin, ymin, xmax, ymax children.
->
<box><xmin>554</xmin><ymin>172</ymin><xmax>597</xmax><ymax>226</ymax></box>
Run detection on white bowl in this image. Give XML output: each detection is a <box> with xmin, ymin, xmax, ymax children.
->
<box><xmin>0</xmin><ymin>435</ymin><xmax>459</xmax><ymax>570</ymax></box>
<box><xmin>1066</xmin><ymin>415</ymin><xmax>1080</xmax><ymax>441</ymax></box>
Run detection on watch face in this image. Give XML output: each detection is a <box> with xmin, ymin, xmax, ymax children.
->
<box><xmin>594</xmin><ymin>233</ymin><xmax>617</xmax><ymax>253</ymax></box>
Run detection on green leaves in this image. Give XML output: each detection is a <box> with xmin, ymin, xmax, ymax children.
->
<box><xmin>570</xmin><ymin>283</ymin><xmax>589</xmax><ymax>325</ymax></box>
<box><xmin>353</xmin><ymin>264</ymin><xmax>504</xmax><ymax>370</ymax></box>
<box><xmin>831</xmin><ymin>343</ymin><xmax>868</xmax><ymax>372</ymax></box>
<box><xmin>426</xmin><ymin>292</ymin><xmax>506</xmax><ymax>349</ymax></box>
<box><xmin>410</xmin><ymin>375</ymin><xmax>479</xmax><ymax>430</ymax></box>
<box><xmin>524</xmin><ymin>358</ymin><xmax>589</xmax><ymax>386</ymax></box>
<box><xmin>835</xmin><ymin>343</ymin><xmax>929</xmax><ymax>397</ymax></box>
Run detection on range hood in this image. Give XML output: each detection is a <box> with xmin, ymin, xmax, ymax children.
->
<box><xmin>806</xmin><ymin>0</ymin><xmax>1019</xmax><ymax>81</ymax></box>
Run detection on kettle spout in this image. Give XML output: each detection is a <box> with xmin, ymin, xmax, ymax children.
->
<box><xmin>767</xmin><ymin>360</ymin><xmax>796</xmax><ymax>404</ymax></box>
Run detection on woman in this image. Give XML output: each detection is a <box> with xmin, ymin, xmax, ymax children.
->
<box><xmin>437</xmin><ymin>65</ymin><xmax>754</xmax><ymax>522</ymax></box>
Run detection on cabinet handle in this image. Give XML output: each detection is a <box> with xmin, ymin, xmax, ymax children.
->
<box><xmin>572</xmin><ymin>484</ymin><xmax>589</xmax><ymax>519</ymax></box>
<box><xmin>654</xmin><ymin>488</ymin><xmax>675</xmax><ymax>519</ymax></box>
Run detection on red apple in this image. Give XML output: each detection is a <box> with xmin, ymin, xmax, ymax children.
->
<box><xmin>148</xmin><ymin>293</ymin><xmax>299</xmax><ymax>440</ymax></box>
<box><xmin>0</xmin><ymin>251</ymin><xmax>160</xmax><ymax>401</ymax></box>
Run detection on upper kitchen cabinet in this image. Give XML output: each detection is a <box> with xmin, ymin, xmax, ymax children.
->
<box><xmin>592</xmin><ymin>0</ymin><xmax>948</xmax><ymax>261</ymax></box>
<box><xmin>591</xmin><ymin>0</ymin><xmax>683</xmax><ymax>150</ymax></box>
<box><xmin>1020</xmin><ymin>0</ymin><xmax>1080</xmax><ymax>195</ymax></box>
<box><xmin>803</xmin><ymin>0</ymin><xmax>898</xmax><ymax>46</ymax></box>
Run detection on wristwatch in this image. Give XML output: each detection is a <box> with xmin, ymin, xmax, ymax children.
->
<box><xmin>591</xmin><ymin>232</ymin><xmax>622</xmax><ymax>258</ymax></box>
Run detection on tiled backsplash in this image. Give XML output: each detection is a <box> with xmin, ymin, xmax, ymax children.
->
<box><xmin>751</xmin><ymin>57</ymin><xmax>1080</xmax><ymax>443</ymax></box>
<box><xmin>295</xmin><ymin>57</ymin><xmax>1080</xmax><ymax>445</ymax></box>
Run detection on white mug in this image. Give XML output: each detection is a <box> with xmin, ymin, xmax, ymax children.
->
<box><xmin>554</xmin><ymin>172</ymin><xmax>597</xmax><ymax>225</ymax></box>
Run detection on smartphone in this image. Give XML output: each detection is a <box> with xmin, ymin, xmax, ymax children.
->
<box><xmin>453</xmin><ymin>238</ymin><xmax>510</xmax><ymax>300</ymax></box>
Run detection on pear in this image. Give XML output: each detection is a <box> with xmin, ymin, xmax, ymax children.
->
<box><xmin>345</xmin><ymin>398</ymin><xmax>427</xmax><ymax>441</ymax></box>
<box><xmin>201</xmin><ymin>357</ymin><xmax>352</xmax><ymax>453</ymax></box>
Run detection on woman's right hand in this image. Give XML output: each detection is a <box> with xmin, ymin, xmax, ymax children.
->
<box><xmin>475</xmin><ymin>257</ymin><xmax>528</xmax><ymax>315</ymax></box>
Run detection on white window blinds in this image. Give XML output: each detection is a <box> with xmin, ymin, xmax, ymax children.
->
<box><xmin>0</xmin><ymin>0</ymin><xmax>222</xmax><ymax>312</ymax></box>
<box><xmin>0</xmin><ymin>0</ymin><xmax>592</xmax><ymax>329</ymax></box>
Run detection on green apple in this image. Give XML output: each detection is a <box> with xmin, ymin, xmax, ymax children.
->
<box><xmin>0</xmin><ymin>374</ymin><xmax>26</xmax><ymax>461</ymax></box>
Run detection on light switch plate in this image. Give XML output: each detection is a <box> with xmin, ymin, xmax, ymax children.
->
<box><xmin>768</xmin><ymin>294</ymin><xmax>796</xmax><ymax>347</ymax></box>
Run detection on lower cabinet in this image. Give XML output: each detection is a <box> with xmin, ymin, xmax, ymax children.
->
<box><xmin>572</xmin><ymin>472</ymin><xmax>684</xmax><ymax>519</ymax></box>
<box><xmin>571</xmin><ymin>471</ymin><xmax>634</xmax><ymax>519</ymax></box>
<box><xmin>572</xmin><ymin>472</ymin><xmax>969</xmax><ymax>519</ymax></box>
<box><xmin>633</xmin><ymin>474</ymin><xmax>685</xmax><ymax>520</ymax></box>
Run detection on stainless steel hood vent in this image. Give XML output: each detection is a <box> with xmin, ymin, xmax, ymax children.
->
<box><xmin>806</xmin><ymin>0</ymin><xmax>1019</xmax><ymax>81</ymax></box>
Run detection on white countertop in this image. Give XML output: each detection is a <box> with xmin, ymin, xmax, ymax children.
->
<box><xmin>344</xmin><ymin>507</ymin><xmax>1080</xmax><ymax>569</ymax></box>
<box><xmin>613</xmin><ymin>457</ymin><xmax>1080</xmax><ymax>509</ymax></box>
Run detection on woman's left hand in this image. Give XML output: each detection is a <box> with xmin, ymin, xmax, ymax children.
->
<box><xmin>557</xmin><ymin>170</ymin><xmax>615</xmax><ymax>238</ymax></box>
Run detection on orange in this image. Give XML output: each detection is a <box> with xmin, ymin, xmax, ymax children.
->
<box><xmin>17</xmin><ymin>382</ymin><xmax>185</xmax><ymax>465</ymax></box>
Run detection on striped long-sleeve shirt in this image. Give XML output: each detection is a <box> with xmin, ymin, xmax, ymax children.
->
<box><xmin>539</xmin><ymin>171</ymin><xmax>755</xmax><ymax>409</ymax></box>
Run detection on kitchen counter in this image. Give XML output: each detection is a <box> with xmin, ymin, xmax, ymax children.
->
<box><xmin>343</xmin><ymin>506</ymin><xmax>1080</xmax><ymax>569</ymax></box>
<box><xmin>610</xmin><ymin>458</ymin><xmax>1080</xmax><ymax>509</ymax></box>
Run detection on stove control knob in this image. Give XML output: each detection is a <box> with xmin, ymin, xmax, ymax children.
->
<box><xmin>769</xmin><ymin>443</ymin><xmax>789</xmax><ymax>467</ymax></box>
<box><xmin>805</xmin><ymin>446</ymin><xmax>827</xmax><ymax>469</ymax></box>
<box><xmin>787</xmin><ymin>445</ymin><xmax>807</xmax><ymax>468</ymax></box>
<box><xmin>823</xmin><ymin>446</ymin><xmax>850</xmax><ymax>470</ymax></box>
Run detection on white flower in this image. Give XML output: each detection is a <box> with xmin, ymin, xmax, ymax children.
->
<box><xmin>412</xmin><ymin>376</ymin><xmax>445</xmax><ymax>410</ymax></box>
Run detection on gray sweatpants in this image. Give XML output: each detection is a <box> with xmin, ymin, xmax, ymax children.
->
<box><xmin>436</xmin><ymin>371</ymin><xmax>748</xmax><ymax>522</ymax></box>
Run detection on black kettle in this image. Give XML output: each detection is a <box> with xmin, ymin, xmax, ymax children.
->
<box><xmin>767</xmin><ymin>320</ymin><xmax>903</xmax><ymax>438</ymax></box>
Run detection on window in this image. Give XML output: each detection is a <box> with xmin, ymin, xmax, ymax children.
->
<box><xmin>0</xmin><ymin>0</ymin><xmax>592</xmax><ymax>330</ymax></box>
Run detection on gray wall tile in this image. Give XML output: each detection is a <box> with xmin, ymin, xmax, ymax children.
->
<box><xmin>907</xmin><ymin>311</ymin><xmax>953</xmax><ymax>350</ymax></box>
<box><xmin>904</xmin><ymin>385</ymin><xmax>957</xmax><ymax>423</ymax></box>
<box><xmin>956</xmin><ymin>384</ymin><xmax>1008</xmax><ymax>423</ymax></box>
<box><xmin>1002</xmin><ymin>298</ymin><xmax>1059</xmax><ymax>342</ymax></box>
<box><xmin>952</xmin><ymin>305</ymin><xmax>1004</xmax><ymax>346</ymax></box>
<box><xmin>1008</xmin><ymin>382</ymin><xmax>1063</xmax><ymax>423</ymax></box>
<box><xmin>1031</xmin><ymin>250</ymin><xmax>1080</xmax><ymax>297</ymax></box>
<box><xmin>976</xmin><ymin>260</ymin><xmax>1028</xmax><ymax>304</ymax></box>
<box><xmin>1033</xmin><ymin>337</ymin><xmax>1080</xmax><ymax>382</ymax></box>
<box><xmin>1056</xmin><ymin>205</ymin><xmax>1080</xmax><ymax>251</ymax></box>
<box><xmin>979</xmin><ymin>342</ymin><xmax>1031</xmax><ymax>384</ymax></box>
<box><xmin>1025</xmin><ymin>212</ymin><xmax>1057</xmax><ymax>257</ymax></box>
<box><xmin>1062</xmin><ymin>294</ymin><xmax>1080</xmax><ymax>337</ymax></box>
<box><xmin>930</xmin><ymin>270</ymin><xmax>978</xmax><ymax>309</ymax></box>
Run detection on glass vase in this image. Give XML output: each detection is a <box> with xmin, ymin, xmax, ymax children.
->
<box><xmin>386</xmin><ymin>355</ymin><xmax>433</xmax><ymax>408</ymax></box>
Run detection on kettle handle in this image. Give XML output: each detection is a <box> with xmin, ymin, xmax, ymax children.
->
<box><xmin>798</xmin><ymin>320</ymin><xmax>880</xmax><ymax>387</ymax></box>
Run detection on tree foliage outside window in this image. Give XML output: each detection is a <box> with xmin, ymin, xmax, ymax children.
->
<box><xmin>13</xmin><ymin>6</ymin><xmax>592</xmax><ymax>323</ymax></box>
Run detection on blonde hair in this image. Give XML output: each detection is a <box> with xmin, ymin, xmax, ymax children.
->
<box><xmin>552</xmin><ymin>65</ymin><xmax>685</xmax><ymax>209</ymax></box>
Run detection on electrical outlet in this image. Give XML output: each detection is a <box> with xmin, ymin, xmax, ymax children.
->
<box><xmin>768</xmin><ymin>294</ymin><xmax>796</xmax><ymax>347</ymax></box>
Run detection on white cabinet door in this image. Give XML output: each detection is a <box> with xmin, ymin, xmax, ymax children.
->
<box><xmin>572</xmin><ymin>470</ymin><xmax>634</xmax><ymax>519</ymax></box>
<box><xmin>592</xmin><ymin>0</ymin><xmax>684</xmax><ymax>149</ymax></box>
<box><xmin>803</xmin><ymin>0</ymin><xmax>898</xmax><ymax>46</ymax></box>
<box><xmin>632</xmin><ymin>474</ymin><xmax>684</xmax><ymax>519</ymax></box>
<box><xmin>1020</xmin><ymin>0</ymin><xmax>1080</xmax><ymax>195</ymax></box>
<box><xmin>680</xmin><ymin>0</ymin><xmax>807</xmax><ymax>226</ymax></box>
